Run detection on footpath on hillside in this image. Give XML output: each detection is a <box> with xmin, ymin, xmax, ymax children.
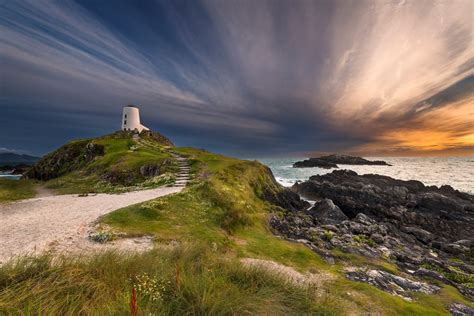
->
<box><xmin>0</xmin><ymin>153</ymin><xmax>192</xmax><ymax>264</ymax></box>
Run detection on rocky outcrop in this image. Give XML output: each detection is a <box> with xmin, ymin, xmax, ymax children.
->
<box><xmin>318</xmin><ymin>154</ymin><xmax>390</xmax><ymax>166</ymax></box>
<box><xmin>346</xmin><ymin>268</ymin><xmax>440</xmax><ymax>300</ymax></box>
<box><xmin>139</xmin><ymin>164</ymin><xmax>161</xmax><ymax>177</ymax></box>
<box><xmin>293</xmin><ymin>154</ymin><xmax>390</xmax><ymax>168</ymax></box>
<box><xmin>307</xmin><ymin>199</ymin><xmax>348</xmax><ymax>225</ymax></box>
<box><xmin>293</xmin><ymin>158</ymin><xmax>338</xmax><ymax>169</ymax></box>
<box><xmin>139</xmin><ymin>130</ymin><xmax>174</xmax><ymax>147</ymax></box>
<box><xmin>447</xmin><ymin>303</ymin><xmax>474</xmax><ymax>316</ymax></box>
<box><xmin>103</xmin><ymin>159</ymin><xmax>174</xmax><ymax>186</ymax></box>
<box><xmin>293</xmin><ymin>170</ymin><xmax>474</xmax><ymax>242</ymax></box>
<box><xmin>262</xmin><ymin>187</ymin><xmax>310</xmax><ymax>212</ymax></box>
<box><xmin>267</xmin><ymin>170</ymin><xmax>474</xmax><ymax>299</ymax></box>
<box><xmin>24</xmin><ymin>141</ymin><xmax>105</xmax><ymax>180</ymax></box>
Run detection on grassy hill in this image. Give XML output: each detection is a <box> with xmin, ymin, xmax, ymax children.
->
<box><xmin>23</xmin><ymin>131</ymin><xmax>178</xmax><ymax>194</ymax></box>
<box><xmin>0</xmin><ymin>134</ymin><xmax>471</xmax><ymax>314</ymax></box>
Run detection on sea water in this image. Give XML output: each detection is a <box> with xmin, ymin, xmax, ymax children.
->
<box><xmin>257</xmin><ymin>156</ymin><xmax>474</xmax><ymax>194</ymax></box>
<box><xmin>0</xmin><ymin>172</ymin><xmax>22</xmax><ymax>180</ymax></box>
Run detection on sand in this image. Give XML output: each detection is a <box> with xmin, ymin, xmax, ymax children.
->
<box><xmin>0</xmin><ymin>186</ymin><xmax>183</xmax><ymax>264</ymax></box>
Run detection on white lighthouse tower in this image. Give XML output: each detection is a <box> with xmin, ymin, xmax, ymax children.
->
<box><xmin>122</xmin><ymin>105</ymin><xmax>149</xmax><ymax>132</ymax></box>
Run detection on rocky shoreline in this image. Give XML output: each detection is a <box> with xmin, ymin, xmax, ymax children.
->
<box><xmin>265</xmin><ymin>169</ymin><xmax>474</xmax><ymax>303</ymax></box>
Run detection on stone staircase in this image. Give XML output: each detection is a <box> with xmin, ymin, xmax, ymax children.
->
<box><xmin>172</xmin><ymin>154</ymin><xmax>191</xmax><ymax>187</ymax></box>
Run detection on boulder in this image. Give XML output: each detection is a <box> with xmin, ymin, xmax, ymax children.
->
<box><xmin>262</xmin><ymin>187</ymin><xmax>309</xmax><ymax>212</ymax></box>
<box><xmin>346</xmin><ymin>269</ymin><xmax>440</xmax><ymax>299</ymax></box>
<box><xmin>447</xmin><ymin>303</ymin><xmax>474</xmax><ymax>316</ymax></box>
<box><xmin>306</xmin><ymin>199</ymin><xmax>348</xmax><ymax>225</ymax></box>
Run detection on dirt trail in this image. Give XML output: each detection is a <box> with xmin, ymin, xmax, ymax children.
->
<box><xmin>0</xmin><ymin>186</ymin><xmax>182</xmax><ymax>264</ymax></box>
<box><xmin>34</xmin><ymin>184</ymin><xmax>55</xmax><ymax>198</ymax></box>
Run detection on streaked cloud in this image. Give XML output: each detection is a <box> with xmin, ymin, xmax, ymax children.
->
<box><xmin>0</xmin><ymin>0</ymin><xmax>472</xmax><ymax>156</ymax></box>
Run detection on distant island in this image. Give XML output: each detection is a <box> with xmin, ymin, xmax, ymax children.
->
<box><xmin>293</xmin><ymin>154</ymin><xmax>391</xmax><ymax>168</ymax></box>
<box><xmin>0</xmin><ymin>153</ymin><xmax>39</xmax><ymax>167</ymax></box>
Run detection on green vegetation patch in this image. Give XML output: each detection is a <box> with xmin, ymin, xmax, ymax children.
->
<box><xmin>421</xmin><ymin>263</ymin><xmax>474</xmax><ymax>289</ymax></box>
<box><xmin>0</xmin><ymin>179</ymin><xmax>36</xmax><ymax>203</ymax></box>
<box><xmin>41</xmin><ymin>132</ymin><xmax>177</xmax><ymax>194</ymax></box>
<box><xmin>0</xmin><ymin>244</ymin><xmax>336</xmax><ymax>315</ymax></box>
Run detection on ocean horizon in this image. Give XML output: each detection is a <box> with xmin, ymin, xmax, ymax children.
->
<box><xmin>257</xmin><ymin>156</ymin><xmax>474</xmax><ymax>194</ymax></box>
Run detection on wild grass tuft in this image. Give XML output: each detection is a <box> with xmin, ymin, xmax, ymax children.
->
<box><xmin>0</xmin><ymin>244</ymin><xmax>334</xmax><ymax>315</ymax></box>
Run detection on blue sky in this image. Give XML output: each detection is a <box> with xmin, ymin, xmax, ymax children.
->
<box><xmin>1</xmin><ymin>0</ymin><xmax>473</xmax><ymax>157</ymax></box>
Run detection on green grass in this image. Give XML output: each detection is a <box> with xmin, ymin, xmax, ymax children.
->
<box><xmin>0</xmin><ymin>179</ymin><xmax>36</xmax><ymax>203</ymax></box>
<box><xmin>0</xmin><ymin>244</ymin><xmax>337</xmax><ymax>315</ymax></box>
<box><xmin>43</xmin><ymin>132</ymin><xmax>177</xmax><ymax>194</ymax></box>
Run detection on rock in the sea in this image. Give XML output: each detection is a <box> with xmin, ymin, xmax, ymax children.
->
<box><xmin>318</xmin><ymin>154</ymin><xmax>391</xmax><ymax>166</ymax></box>
<box><xmin>293</xmin><ymin>158</ymin><xmax>338</xmax><ymax>169</ymax></box>
<box><xmin>293</xmin><ymin>154</ymin><xmax>391</xmax><ymax>168</ymax></box>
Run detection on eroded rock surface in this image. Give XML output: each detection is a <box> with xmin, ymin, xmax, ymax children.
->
<box><xmin>266</xmin><ymin>170</ymin><xmax>474</xmax><ymax>300</ymax></box>
<box><xmin>346</xmin><ymin>268</ymin><xmax>440</xmax><ymax>300</ymax></box>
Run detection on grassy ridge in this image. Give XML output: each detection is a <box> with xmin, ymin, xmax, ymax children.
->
<box><xmin>0</xmin><ymin>179</ymin><xmax>36</xmax><ymax>203</ymax></box>
<box><xmin>43</xmin><ymin>132</ymin><xmax>177</xmax><ymax>194</ymax></box>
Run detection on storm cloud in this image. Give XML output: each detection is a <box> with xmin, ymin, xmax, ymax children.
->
<box><xmin>0</xmin><ymin>0</ymin><xmax>472</xmax><ymax>156</ymax></box>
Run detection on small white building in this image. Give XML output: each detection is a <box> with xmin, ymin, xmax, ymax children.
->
<box><xmin>122</xmin><ymin>105</ymin><xmax>149</xmax><ymax>132</ymax></box>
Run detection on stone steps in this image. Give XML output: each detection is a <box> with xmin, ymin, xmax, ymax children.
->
<box><xmin>167</xmin><ymin>152</ymin><xmax>191</xmax><ymax>187</ymax></box>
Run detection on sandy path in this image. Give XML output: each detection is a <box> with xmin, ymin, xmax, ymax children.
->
<box><xmin>0</xmin><ymin>186</ymin><xmax>182</xmax><ymax>264</ymax></box>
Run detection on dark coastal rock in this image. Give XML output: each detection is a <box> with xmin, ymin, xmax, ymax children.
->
<box><xmin>292</xmin><ymin>170</ymin><xmax>474</xmax><ymax>242</ymax></box>
<box><xmin>293</xmin><ymin>158</ymin><xmax>338</xmax><ymax>169</ymax></box>
<box><xmin>346</xmin><ymin>269</ymin><xmax>440</xmax><ymax>299</ymax></box>
<box><xmin>266</xmin><ymin>169</ymin><xmax>474</xmax><ymax>299</ymax></box>
<box><xmin>414</xmin><ymin>268</ymin><xmax>453</xmax><ymax>285</ymax></box>
<box><xmin>306</xmin><ymin>199</ymin><xmax>348</xmax><ymax>225</ymax></box>
<box><xmin>262</xmin><ymin>187</ymin><xmax>310</xmax><ymax>212</ymax></box>
<box><xmin>318</xmin><ymin>154</ymin><xmax>391</xmax><ymax>166</ymax></box>
<box><xmin>448</xmin><ymin>303</ymin><xmax>474</xmax><ymax>316</ymax></box>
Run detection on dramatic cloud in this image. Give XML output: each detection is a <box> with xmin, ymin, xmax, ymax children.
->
<box><xmin>0</xmin><ymin>0</ymin><xmax>472</xmax><ymax>156</ymax></box>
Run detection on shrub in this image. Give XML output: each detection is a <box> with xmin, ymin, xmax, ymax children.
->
<box><xmin>323</xmin><ymin>230</ymin><xmax>334</xmax><ymax>242</ymax></box>
<box><xmin>88</xmin><ymin>231</ymin><xmax>115</xmax><ymax>243</ymax></box>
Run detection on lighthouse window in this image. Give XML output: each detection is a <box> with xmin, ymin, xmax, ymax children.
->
<box><xmin>124</xmin><ymin>114</ymin><xmax>127</xmax><ymax>118</ymax></box>
<box><xmin>124</xmin><ymin>120</ymin><xmax>127</xmax><ymax>124</ymax></box>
